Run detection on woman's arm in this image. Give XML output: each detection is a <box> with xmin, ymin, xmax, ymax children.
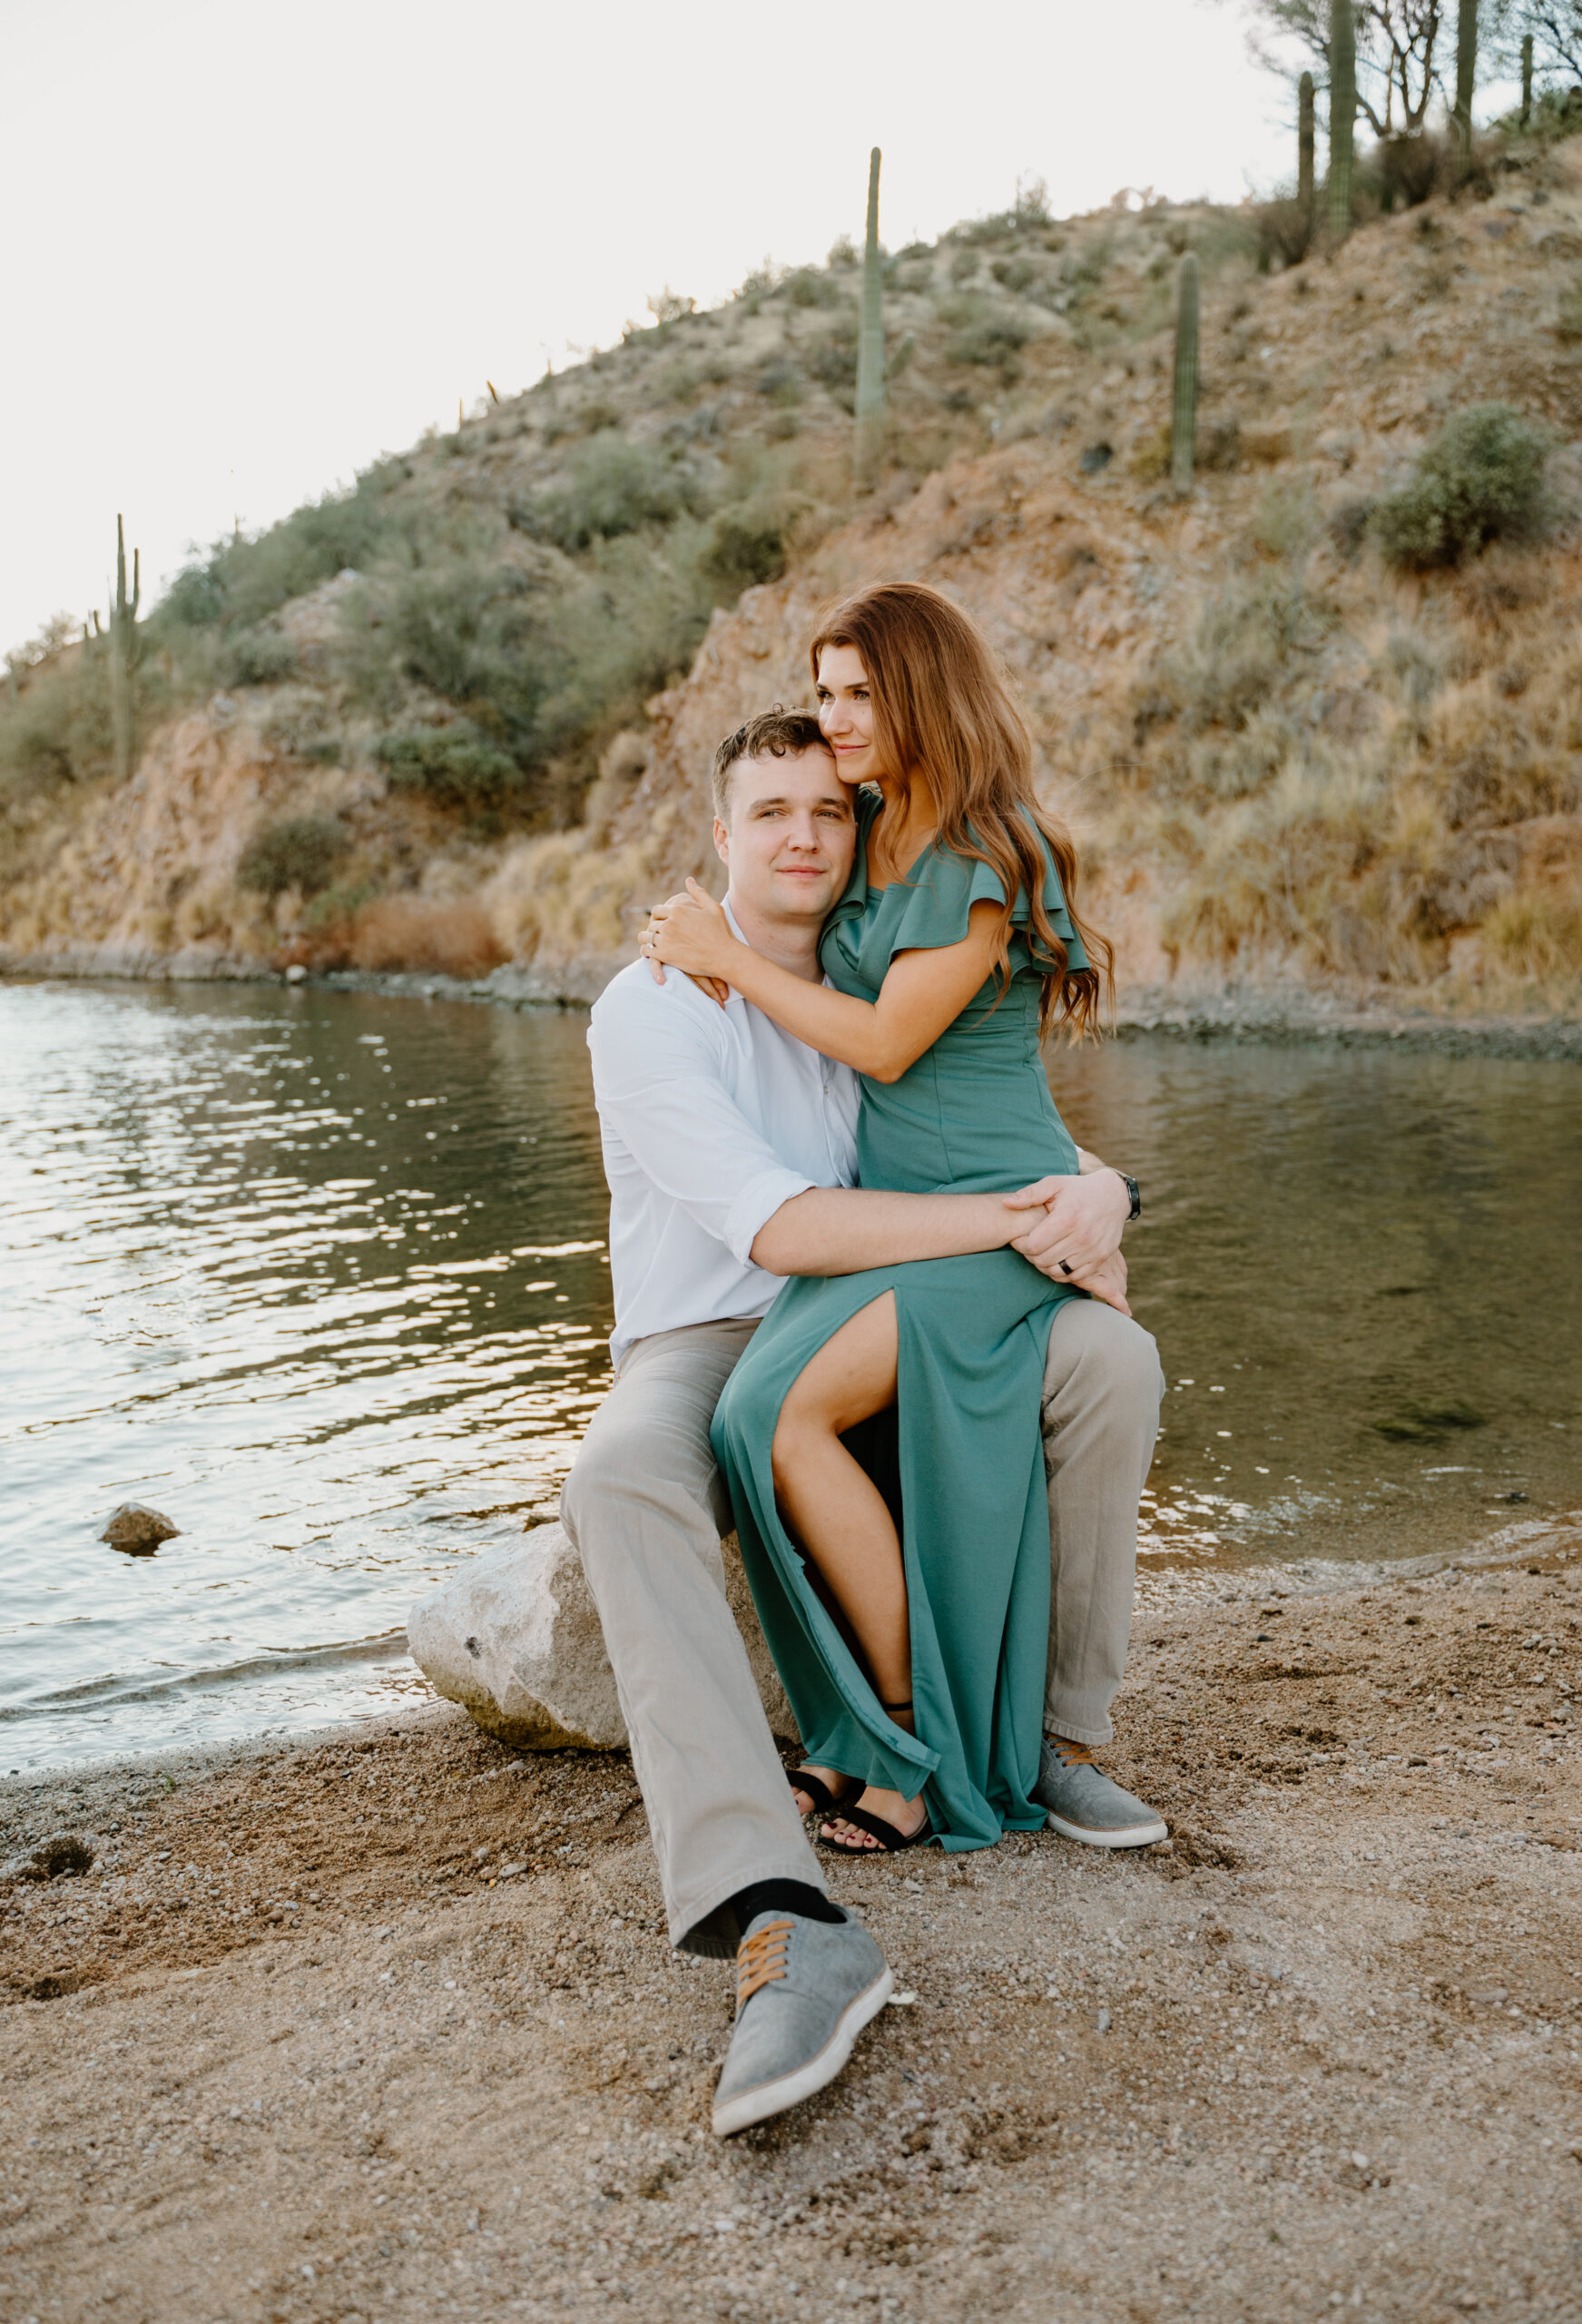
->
<box><xmin>644</xmin><ymin>878</ymin><xmax>1003</xmax><ymax>1083</ymax></box>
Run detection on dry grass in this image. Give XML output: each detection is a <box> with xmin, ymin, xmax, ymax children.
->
<box><xmin>342</xmin><ymin>899</ymin><xmax>506</xmax><ymax>979</ymax></box>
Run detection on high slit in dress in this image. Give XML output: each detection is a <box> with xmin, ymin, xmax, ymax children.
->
<box><xmin>710</xmin><ymin>795</ymin><xmax>1089</xmax><ymax>1851</ymax></box>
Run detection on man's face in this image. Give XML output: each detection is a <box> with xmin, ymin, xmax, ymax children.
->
<box><xmin>714</xmin><ymin>746</ymin><xmax>857</xmax><ymax>924</ymax></box>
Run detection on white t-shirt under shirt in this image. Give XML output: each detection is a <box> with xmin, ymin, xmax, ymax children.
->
<box><xmin>587</xmin><ymin>916</ymin><xmax>860</xmax><ymax>1367</ymax></box>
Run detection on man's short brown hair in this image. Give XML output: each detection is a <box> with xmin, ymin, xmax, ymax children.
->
<box><xmin>710</xmin><ymin>705</ymin><xmax>830</xmax><ymax>817</ymax></box>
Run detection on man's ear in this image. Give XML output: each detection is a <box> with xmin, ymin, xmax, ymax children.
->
<box><xmin>712</xmin><ymin>816</ymin><xmax>730</xmax><ymax>866</ymax></box>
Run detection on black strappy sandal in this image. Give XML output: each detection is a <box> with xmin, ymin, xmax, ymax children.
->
<box><xmin>817</xmin><ymin>1700</ymin><xmax>931</xmax><ymax>1853</ymax></box>
<box><xmin>819</xmin><ymin>1800</ymin><xmax>933</xmax><ymax>1856</ymax></box>
<box><xmin>787</xmin><ymin>1768</ymin><xmax>855</xmax><ymax>1819</ymax></box>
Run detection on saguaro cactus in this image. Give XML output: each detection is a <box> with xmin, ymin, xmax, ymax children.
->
<box><xmin>1454</xmin><ymin>0</ymin><xmax>1478</xmax><ymax>169</ymax></box>
<box><xmin>1171</xmin><ymin>252</ymin><xmax>1200</xmax><ymax>496</ymax></box>
<box><xmin>1521</xmin><ymin>32</ymin><xmax>1534</xmax><ymax>130</ymax></box>
<box><xmin>1299</xmin><ymin>70</ymin><xmax>1316</xmax><ymax>216</ymax></box>
<box><xmin>1329</xmin><ymin>0</ymin><xmax>1356</xmax><ymax>241</ymax></box>
<box><xmin>854</xmin><ymin>146</ymin><xmax>885</xmax><ymax>487</ymax></box>
<box><xmin>109</xmin><ymin>514</ymin><xmax>141</xmax><ymax>783</ymax></box>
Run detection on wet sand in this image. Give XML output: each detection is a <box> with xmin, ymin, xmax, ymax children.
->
<box><xmin>4</xmin><ymin>1537</ymin><xmax>1579</xmax><ymax>2324</ymax></box>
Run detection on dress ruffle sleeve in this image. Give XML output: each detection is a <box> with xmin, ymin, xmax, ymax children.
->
<box><xmin>869</xmin><ymin>825</ymin><xmax>1089</xmax><ymax>977</ymax></box>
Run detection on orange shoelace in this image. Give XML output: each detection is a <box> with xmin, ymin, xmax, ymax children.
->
<box><xmin>736</xmin><ymin>1917</ymin><xmax>793</xmax><ymax>2010</ymax></box>
<box><xmin>1048</xmin><ymin>1737</ymin><xmax>1099</xmax><ymax>1767</ymax></box>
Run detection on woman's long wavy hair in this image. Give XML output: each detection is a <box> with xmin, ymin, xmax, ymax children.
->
<box><xmin>810</xmin><ymin>581</ymin><xmax>1111</xmax><ymax>1039</ymax></box>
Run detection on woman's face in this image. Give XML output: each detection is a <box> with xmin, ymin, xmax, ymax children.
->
<box><xmin>815</xmin><ymin>645</ymin><xmax>881</xmax><ymax>785</ymax></box>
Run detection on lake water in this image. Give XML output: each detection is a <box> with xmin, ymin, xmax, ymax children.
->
<box><xmin>3</xmin><ymin>980</ymin><xmax>1577</xmax><ymax>1773</ymax></box>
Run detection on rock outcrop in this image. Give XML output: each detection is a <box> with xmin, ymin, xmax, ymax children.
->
<box><xmin>407</xmin><ymin>1522</ymin><xmax>798</xmax><ymax>1752</ymax></box>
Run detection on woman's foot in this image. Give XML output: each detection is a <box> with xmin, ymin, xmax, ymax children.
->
<box><xmin>790</xmin><ymin>1766</ymin><xmax>857</xmax><ymax>1819</ymax></box>
<box><xmin>820</xmin><ymin>1784</ymin><xmax>929</xmax><ymax>1852</ymax></box>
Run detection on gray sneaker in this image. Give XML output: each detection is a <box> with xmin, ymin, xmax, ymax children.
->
<box><xmin>1035</xmin><ymin>1736</ymin><xmax>1168</xmax><ymax>1849</ymax></box>
<box><xmin>712</xmin><ymin>1909</ymin><xmax>893</xmax><ymax>2139</ymax></box>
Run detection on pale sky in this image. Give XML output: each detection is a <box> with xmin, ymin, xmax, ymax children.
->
<box><xmin>3</xmin><ymin>0</ymin><xmax>1314</xmax><ymax>657</ymax></box>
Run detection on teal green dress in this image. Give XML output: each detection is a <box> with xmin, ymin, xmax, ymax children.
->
<box><xmin>710</xmin><ymin>793</ymin><xmax>1088</xmax><ymax>1851</ymax></box>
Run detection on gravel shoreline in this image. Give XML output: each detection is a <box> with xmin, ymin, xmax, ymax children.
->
<box><xmin>4</xmin><ymin>1525</ymin><xmax>1579</xmax><ymax>2324</ymax></box>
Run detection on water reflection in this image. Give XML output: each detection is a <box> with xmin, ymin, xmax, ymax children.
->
<box><xmin>2</xmin><ymin>983</ymin><xmax>614</xmax><ymax>1769</ymax></box>
<box><xmin>1050</xmin><ymin>1035</ymin><xmax>1581</xmax><ymax>1564</ymax></box>
<box><xmin>1</xmin><ymin>981</ymin><xmax>1577</xmax><ymax>1772</ymax></box>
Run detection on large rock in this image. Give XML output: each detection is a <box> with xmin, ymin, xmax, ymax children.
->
<box><xmin>408</xmin><ymin>1522</ymin><xmax>798</xmax><ymax>1752</ymax></box>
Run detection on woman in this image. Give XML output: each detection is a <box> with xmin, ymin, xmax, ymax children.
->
<box><xmin>643</xmin><ymin>582</ymin><xmax>1112</xmax><ymax>1856</ymax></box>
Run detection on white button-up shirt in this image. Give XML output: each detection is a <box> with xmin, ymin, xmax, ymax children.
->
<box><xmin>587</xmin><ymin>911</ymin><xmax>860</xmax><ymax>1365</ymax></box>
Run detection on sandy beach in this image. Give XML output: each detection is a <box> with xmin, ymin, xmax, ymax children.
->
<box><xmin>4</xmin><ymin>1531</ymin><xmax>1579</xmax><ymax>2324</ymax></box>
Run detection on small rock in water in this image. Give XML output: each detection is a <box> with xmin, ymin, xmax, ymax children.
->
<box><xmin>284</xmin><ymin>963</ymin><xmax>308</xmax><ymax>985</ymax></box>
<box><xmin>101</xmin><ymin>1503</ymin><xmax>180</xmax><ymax>1554</ymax></box>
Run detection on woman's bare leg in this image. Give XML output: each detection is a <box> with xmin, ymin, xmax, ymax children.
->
<box><xmin>771</xmin><ymin>1294</ymin><xmax>927</xmax><ymax>1849</ymax></box>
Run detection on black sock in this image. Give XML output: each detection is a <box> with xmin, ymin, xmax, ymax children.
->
<box><xmin>727</xmin><ymin>1879</ymin><xmax>844</xmax><ymax>1939</ymax></box>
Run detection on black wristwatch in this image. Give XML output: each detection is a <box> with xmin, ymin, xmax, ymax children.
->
<box><xmin>1115</xmin><ymin>1171</ymin><xmax>1142</xmax><ymax>1222</ymax></box>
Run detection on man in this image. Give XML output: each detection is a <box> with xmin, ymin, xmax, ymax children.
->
<box><xmin>560</xmin><ymin>708</ymin><xmax>1164</xmax><ymax>2141</ymax></box>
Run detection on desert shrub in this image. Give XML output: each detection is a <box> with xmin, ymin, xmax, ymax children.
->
<box><xmin>805</xmin><ymin>320</ymin><xmax>859</xmax><ymax>397</ymax></box>
<box><xmin>990</xmin><ymin>254</ymin><xmax>1038</xmax><ymax>293</ymax></box>
<box><xmin>783</xmin><ymin>267</ymin><xmax>842</xmax><ymax>309</ymax></box>
<box><xmin>1425</xmin><ymin>692</ymin><xmax>1577</xmax><ymax>828</ymax></box>
<box><xmin>1371</xmin><ymin>405</ymin><xmax>1553</xmax><ymax>569</ymax></box>
<box><xmin>541</xmin><ymin>527</ymin><xmax>715</xmax><ymax>737</ymax></box>
<box><xmin>940</xmin><ymin>299</ymin><xmax>1030</xmax><ymax>371</ymax></box>
<box><xmin>0</xmin><ymin>648</ymin><xmax>113</xmax><ymax>790</ymax></box>
<box><xmin>154</xmin><ymin>463</ymin><xmax>405</xmax><ymax>640</ymax></box>
<box><xmin>1159</xmin><ymin>764</ymin><xmax>1390</xmax><ymax>970</ymax></box>
<box><xmin>1139</xmin><ymin>577</ymin><xmax>1340</xmax><ymax>753</ymax></box>
<box><xmin>1328</xmin><ymin>497</ymin><xmax>1375</xmax><ymax>560</ymax></box>
<box><xmin>1252</xmin><ymin>479</ymin><xmax>1322</xmax><ymax>560</ymax></box>
<box><xmin>301</xmin><ymin>876</ymin><xmax>380</xmax><ymax>937</ymax></box>
<box><xmin>348</xmin><ymin>898</ymin><xmax>505</xmax><ymax>978</ymax></box>
<box><xmin>1186</xmin><ymin>707</ymin><xmax>1305</xmax><ymax>801</ymax></box>
<box><xmin>236</xmin><ymin>813</ymin><xmax>349</xmax><ymax>898</ymax></box>
<box><xmin>755</xmin><ymin>359</ymin><xmax>802</xmax><ymax>405</ymax></box>
<box><xmin>221</xmin><ymin>624</ymin><xmax>298</xmax><ymax>686</ymax></box>
<box><xmin>1381</xmin><ymin>632</ymin><xmax>1446</xmax><ymax>711</ymax></box>
<box><xmin>1456</xmin><ymin>554</ymin><xmax>1548</xmax><ymax>628</ymax></box>
<box><xmin>1254</xmin><ymin>194</ymin><xmax>1315</xmax><ymax>271</ymax></box>
<box><xmin>703</xmin><ymin>510</ymin><xmax>788</xmax><ymax>594</ymax></box>
<box><xmin>529</xmin><ymin>432</ymin><xmax>686</xmax><ymax>551</ymax></box>
<box><xmin>949</xmin><ymin>249</ymin><xmax>980</xmax><ymax>284</ymax></box>
<box><xmin>1378</xmin><ymin>131</ymin><xmax>1452</xmax><ymax>211</ymax></box>
<box><xmin>377</xmin><ymin>726</ymin><xmax>525</xmax><ymax>810</ymax></box>
<box><xmin>1482</xmin><ymin>890</ymin><xmax>1582</xmax><ymax>980</ymax></box>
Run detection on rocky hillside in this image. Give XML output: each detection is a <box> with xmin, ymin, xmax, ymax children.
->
<box><xmin>5</xmin><ymin>137</ymin><xmax>1582</xmax><ymax>1019</ymax></box>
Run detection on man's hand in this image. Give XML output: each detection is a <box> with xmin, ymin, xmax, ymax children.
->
<box><xmin>1068</xmin><ymin>1247</ymin><xmax>1131</xmax><ymax>1316</ymax></box>
<box><xmin>1005</xmin><ymin>1167</ymin><xmax>1129</xmax><ymax>1282</ymax></box>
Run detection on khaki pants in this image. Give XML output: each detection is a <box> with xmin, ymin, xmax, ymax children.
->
<box><xmin>560</xmin><ymin>1301</ymin><xmax>1163</xmax><ymax>1956</ymax></box>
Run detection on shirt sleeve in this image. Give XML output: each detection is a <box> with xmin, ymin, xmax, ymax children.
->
<box><xmin>589</xmin><ymin>973</ymin><xmax>815</xmax><ymax>1265</ymax></box>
